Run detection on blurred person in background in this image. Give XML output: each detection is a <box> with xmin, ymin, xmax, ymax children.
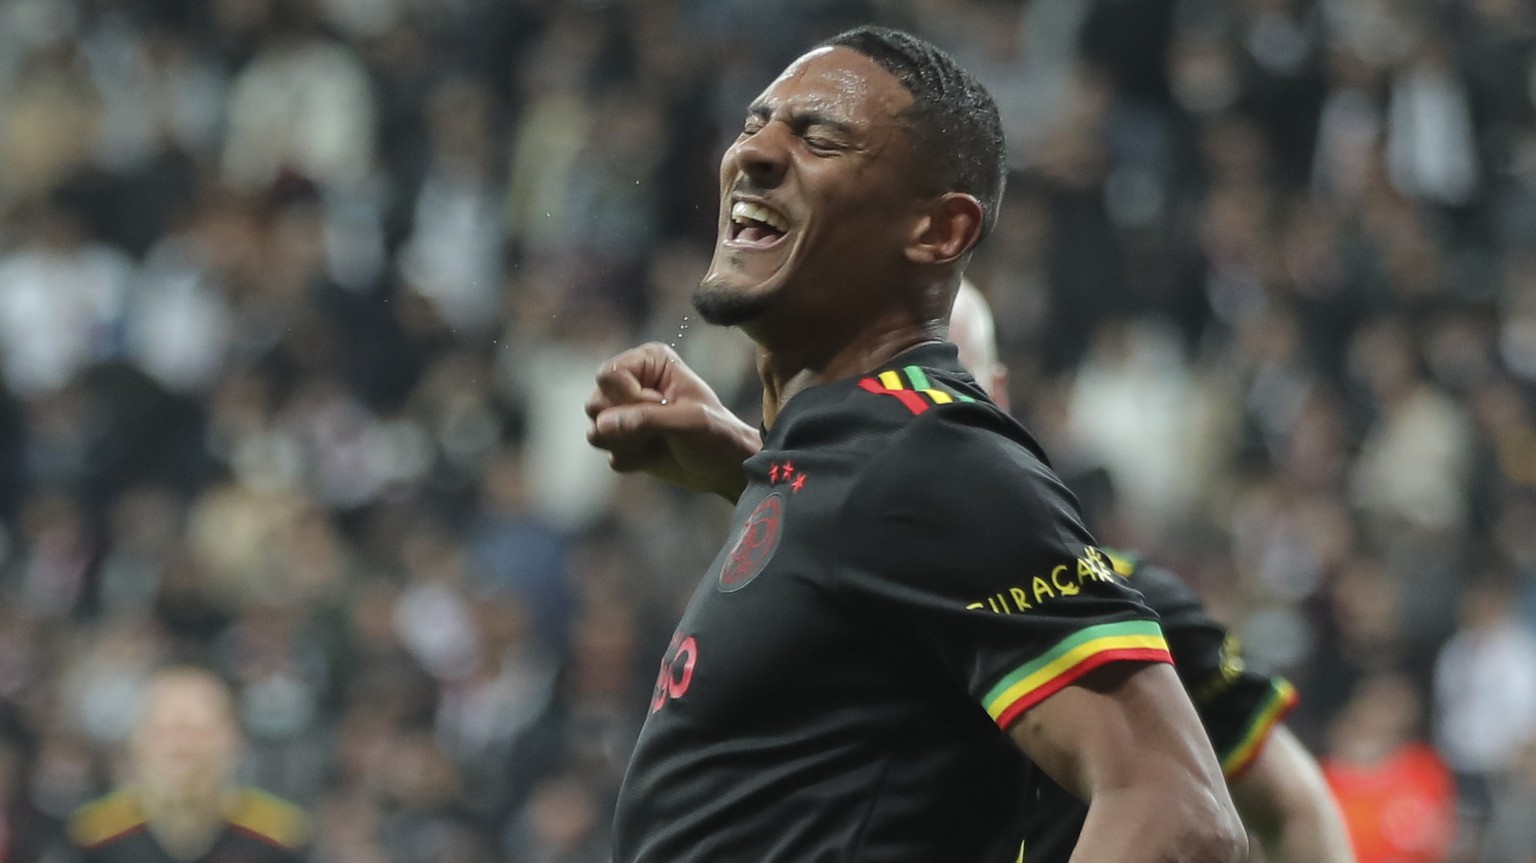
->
<box><xmin>503</xmin><ymin>773</ymin><xmax>607</xmax><ymax>863</ymax></box>
<box><xmin>0</xmin><ymin>196</ymin><xmax>131</xmax><ymax>401</ymax></box>
<box><xmin>1323</xmin><ymin>673</ymin><xmax>1457</xmax><ymax>863</ymax></box>
<box><xmin>67</xmin><ymin>667</ymin><xmax>309</xmax><ymax>862</ymax></box>
<box><xmin>954</xmin><ymin>282</ymin><xmax>1354</xmax><ymax>863</ymax></box>
<box><xmin>1478</xmin><ymin>739</ymin><xmax>1536</xmax><ymax>863</ymax></box>
<box><xmin>1433</xmin><ymin>576</ymin><xmax>1536</xmax><ymax>859</ymax></box>
<box><xmin>220</xmin><ymin>0</ymin><xmax>374</xmax><ymax>193</ymax></box>
<box><xmin>0</xmin><ymin>721</ymin><xmax>60</xmax><ymax>863</ymax></box>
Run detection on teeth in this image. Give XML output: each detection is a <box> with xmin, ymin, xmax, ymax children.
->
<box><xmin>730</xmin><ymin>201</ymin><xmax>789</xmax><ymax>233</ymax></box>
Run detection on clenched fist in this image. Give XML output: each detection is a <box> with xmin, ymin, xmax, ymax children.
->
<box><xmin>585</xmin><ymin>343</ymin><xmax>762</xmax><ymax>502</ymax></box>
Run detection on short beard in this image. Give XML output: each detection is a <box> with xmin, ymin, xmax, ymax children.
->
<box><xmin>692</xmin><ymin>277</ymin><xmax>772</xmax><ymax>326</ymax></box>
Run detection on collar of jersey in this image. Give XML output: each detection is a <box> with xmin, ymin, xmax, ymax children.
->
<box><xmin>766</xmin><ymin>340</ymin><xmax>966</xmax><ymax>430</ymax></box>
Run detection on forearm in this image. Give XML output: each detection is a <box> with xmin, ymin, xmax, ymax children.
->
<box><xmin>1017</xmin><ymin>664</ymin><xmax>1247</xmax><ymax>863</ymax></box>
<box><xmin>1070</xmin><ymin>767</ymin><xmax>1247</xmax><ymax>863</ymax></box>
<box><xmin>1233</xmin><ymin>727</ymin><xmax>1355</xmax><ymax>863</ymax></box>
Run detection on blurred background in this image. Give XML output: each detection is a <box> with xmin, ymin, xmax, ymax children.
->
<box><xmin>0</xmin><ymin>0</ymin><xmax>1534</xmax><ymax>860</ymax></box>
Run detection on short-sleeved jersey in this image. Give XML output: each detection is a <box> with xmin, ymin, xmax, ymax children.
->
<box><xmin>1020</xmin><ymin>551</ymin><xmax>1299</xmax><ymax>863</ymax></box>
<box><xmin>69</xmin><ymin>788</ymin><xmax>310</xmax><ymax>863</ymax></box>
<box><xmin>612</xmin><ymin>343</ymin><xmax>1173</xmax><ymax>863</ymax></box>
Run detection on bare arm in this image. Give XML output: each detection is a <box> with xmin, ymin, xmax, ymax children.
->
<box><xmin>1230</xmin><ymin>725</ymin><xmax>1355</xmax><ymax>863</ymax></box>
<box><xmin>585</xmin><ymin>343</ymin><xmax>761</xmax><ymax>501</ymax></box>
<box><xmin>1013</xmin><ymin>662</ymin><xmax>1247</xmax><ymax>863</ymax></box>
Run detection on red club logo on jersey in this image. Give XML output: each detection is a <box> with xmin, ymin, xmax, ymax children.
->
<box><xmin>718</xmin><ymin>492</ymin><xmax>783</xmax><ymax>592</ymax></box>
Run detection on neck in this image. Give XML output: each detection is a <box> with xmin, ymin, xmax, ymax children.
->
<box><xmin>754</xmin><ymin>315</ymin><xmax>945</xmax><ymax>427</ymax></box>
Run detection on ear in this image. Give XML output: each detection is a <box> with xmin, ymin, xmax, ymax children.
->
<box><xmin>904</xmin><ymin>193</ymin><xmax>985</xmax><ymax>266</ymax></box>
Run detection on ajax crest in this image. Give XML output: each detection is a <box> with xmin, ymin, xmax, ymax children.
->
<box><xmin>719</xmin><ymin>493</ymin><xmax>783</xmax><ymax>592</ymax></box>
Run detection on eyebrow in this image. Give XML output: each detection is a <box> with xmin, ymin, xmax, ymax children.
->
<box><xmin>746</xmin><ymin>102</ymin><xmax>854</xmax><ymax>135</ymax></box>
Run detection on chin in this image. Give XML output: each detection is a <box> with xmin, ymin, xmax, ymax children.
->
<box><xmin>692</xmin><ymin>274</ymin><xmax>775</xmax><ymax>326</ymax></box>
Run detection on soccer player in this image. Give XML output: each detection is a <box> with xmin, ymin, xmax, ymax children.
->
<box><xmin>1023</xmin><ymin>551</ymin><xmax>1357</xmax><ymax>863</ymax></box>
<box><xmin>67</xmin><ymin>667</ymin><xmax>309</xmax><ymax>862</ymax></box>
<box><xmin>952</xmin><ymin>281</ymin><xmax>1356</xmax><ymax>863</ymax></box>
<box><xmin>591</xmin><ymin>278</ymin><xmax>1356</xmax><ymax>861</ymax></box>
<box><xmin>586</xmin><ymin>26</ymin><xmax>1244</xmax><ymax>863</ymax></box>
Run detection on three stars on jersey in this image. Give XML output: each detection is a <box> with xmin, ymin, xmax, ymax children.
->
<box><xmin>767</xmin><ymin>461</ymin><xmax>806</xmax><ymax>493</ymax></box>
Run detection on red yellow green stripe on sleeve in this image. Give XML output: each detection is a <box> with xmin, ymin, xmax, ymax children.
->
<box><xmin>983</xmin><ymin>620</ymin><xmax>1172</xmax><ymax>730</ymax></box>
<box><xmin>1220</xmin><ymin>678</ymin><xmax>1299</xmax><ymax>779</ymax></box>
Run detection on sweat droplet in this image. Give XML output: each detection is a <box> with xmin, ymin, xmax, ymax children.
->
<box><xmin>660</xmin><ymin>399</ymin><xmax>669</xmax><ymax>405</ymax></box>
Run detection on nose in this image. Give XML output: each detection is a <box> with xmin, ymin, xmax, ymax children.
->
<box><xmin>728</xmin><ymin>122</ymin><xmax>791</xmax><ymax>188</ymax></box>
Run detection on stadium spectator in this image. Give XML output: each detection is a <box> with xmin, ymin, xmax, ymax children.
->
<box><xmin>1433</xmin><ymin>577</ymin><xmax>1536</xmax><ymax>856</ymax></box>
<box><xmin>1323</xmin><ymin>673</ymin><xmax>1457</xmax><ymax>863</ymax></box>
<box><xmin>1478</xmin><ymin>740</ymin><xmax>1536</xmax><ymax>863</ymax></box>
<box><xmin>67</xmin><ymin>666</ymin><xmax>311</xmax><ymax>862</ymax></box>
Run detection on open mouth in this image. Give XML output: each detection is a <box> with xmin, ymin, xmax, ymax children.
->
<box><xmin>727</xmin><ymin>200</ymin><xmax>790</xmax><ymax>249</ymax></box>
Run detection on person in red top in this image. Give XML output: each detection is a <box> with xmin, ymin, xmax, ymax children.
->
<box><xmin>1322</xmin><ymin>673</ymin><xmax>1457</xmax><ymax>863</ymax></box>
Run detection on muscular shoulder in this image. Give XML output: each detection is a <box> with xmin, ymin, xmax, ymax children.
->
<box><xmin>227</xmin><ymin>788</ymin><xmax>311</xmax><ymax>850</ymax></box>
<box><xmin>827</xmin><ymin>403</ymin><xmax>1106</xmax><ymax>601</ymax></box>
<box><xmin>849</xmin><ymin>401</ymin><xmax>1066</xmax><ymax>521</ymax></box>
<box><xmin>68</xmin><ymin>791</ymin><xmax>146</xmax><ymax>849</ymax></box>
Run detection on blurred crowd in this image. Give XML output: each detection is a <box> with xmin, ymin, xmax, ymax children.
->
<box><xmin>0</xmin><ymin>0</ymin><xmax>1534</xmax><ymax>861</ymax></box>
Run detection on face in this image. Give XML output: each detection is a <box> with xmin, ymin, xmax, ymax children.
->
<box><xmin>131</xmin><ymin>674</ymin><xmax>242</xmax><ymax>797</ymax></box>
<box><xmin>696</xmin><ymin>47</ymin><xmax>925</xmax><ymax>328</ymax></box>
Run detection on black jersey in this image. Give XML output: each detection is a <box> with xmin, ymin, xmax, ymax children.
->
<box><xmin>1020</xmin><ymin>551</ymin><xmax>1299</xmax><ymax>863</ymax></box>
<box><xmin>612</xmin><ymin>343</ymin><xmax>1173</xmax><ymax>863</ymax></box>
<box><xmin>68</xmin><ymin>788</ymin><xmax>309</xmax><ymax>863</ymax></box>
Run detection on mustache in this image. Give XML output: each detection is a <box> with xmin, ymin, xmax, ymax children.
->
<box><xmin>729</xmin><ymin>178</ymin><xmax>774</xmax><ymax>199</ymax></box>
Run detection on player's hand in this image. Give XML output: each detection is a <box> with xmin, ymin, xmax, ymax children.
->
<box><xmin>586</xmin><ymin>343</ymin><xmax>761</xmax><ymax>502</ymax></box>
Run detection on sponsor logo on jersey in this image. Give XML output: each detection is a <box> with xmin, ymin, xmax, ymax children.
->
<box><xmin>964</xmin><ymin>547</ymin><xmax>1121</xmax><ymax>614</ymax></box>
<box><xmin>650</xmin><ymin>632</ymin><xmax>699</xmax><ymax>713</ymax></box>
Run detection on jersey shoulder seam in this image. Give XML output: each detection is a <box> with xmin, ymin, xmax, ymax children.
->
<box><xmin>855</xmin><ymin>364</ymin><xmax>984</xmax><ymax>416</ymax></box>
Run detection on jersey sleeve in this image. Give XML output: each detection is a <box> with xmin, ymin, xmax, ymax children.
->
<box><xmin>831</xmin><ymin>408</ymin><xmax>1172</xmax><ymax>731</ymax></box>
<box><xmin>1122</xmin><ymin>560</ymin><xmax>1298</xmax><ymax>778</ymax></box>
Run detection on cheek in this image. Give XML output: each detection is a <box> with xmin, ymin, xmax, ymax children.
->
<box><xmin>808</xmin><ymin>186</ymin><xmax>912</xmax><ymax>243</ymax></box>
